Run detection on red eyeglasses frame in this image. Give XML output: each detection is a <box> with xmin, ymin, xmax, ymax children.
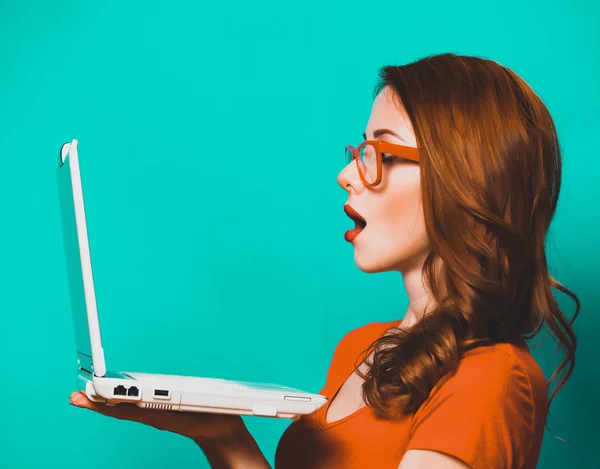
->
<box><xmin>345</xmin><ymin>140</ymin><xmax>420</xmax><ymax>187</ymax></box>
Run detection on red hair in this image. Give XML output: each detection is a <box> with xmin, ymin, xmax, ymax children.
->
<box><xmin>357</xmin><ymin>53</ymin><xmax>580</xmax><ymax>436</ymax></box>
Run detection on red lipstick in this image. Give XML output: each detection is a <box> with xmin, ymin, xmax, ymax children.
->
<box><xmin>344</xmin><ymin>205</ymin><xmax>367</xmax><ymax>242</ymax></box>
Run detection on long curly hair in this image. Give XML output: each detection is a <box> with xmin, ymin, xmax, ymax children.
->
<box><xmin>356</xmin><ymin>53</ymin><xmax>580</xmax><ymax>432</ymax></box>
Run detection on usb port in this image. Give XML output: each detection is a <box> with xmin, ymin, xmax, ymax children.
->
<box><xmin>284</xmin><ymin>395</ymin><xmax>311</xmax><ymax>402</ymax></box>
<box><xmin>154</xmin><ymin>389</ymin><xmax>169</xmax><ymax>398</ymax></box>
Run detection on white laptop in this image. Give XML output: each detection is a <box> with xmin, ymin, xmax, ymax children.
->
<box><xmin>57</xmin><ymin>139</ymin><xmax>327</xmax><ymax>419</ymax></box>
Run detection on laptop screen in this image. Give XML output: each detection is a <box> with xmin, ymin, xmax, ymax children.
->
<box><xmin>57</xmin><ymin>147</ymin><xmax>95</xmax><ymax>375</ymax></box>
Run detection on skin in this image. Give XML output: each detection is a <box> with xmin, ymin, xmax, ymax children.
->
<box><xmin>334</xmin><ymin>86</ymin><xmax>467</xmax><ymax>469</ymax></box>
<box><xmin>339</xmin><ymin>85</ymin><xmax>435</xmax><ymax>328</ymax></box>
<box><xmin>69</xmin><ymin>86</ymin><xmax>468</xmax><ymax>469</ymax></box>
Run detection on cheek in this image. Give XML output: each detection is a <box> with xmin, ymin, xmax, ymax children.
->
<box><xmin>352</xmin><ymin>166</ymin><xmax>430</xmax><ymax>273</ymax></box>
<box><xmin>378</xmin><ymin>169</ymin><xmax>428</xmax><ymax>251</ymax></box>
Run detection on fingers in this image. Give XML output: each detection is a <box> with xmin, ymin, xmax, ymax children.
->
<box><xmin>70</xmin><ymin>391</ymin><xmax>93</xmax><ymax>408</ymax></box>
<box><xmin>70</xmin><ymin>391</ymin><xmax>115</xmax><ymax>416</ymax></box>
<box><xmin>69</xmin><ymin>391</ymin><xmax>148</xmax><ymax>422</ymax></box>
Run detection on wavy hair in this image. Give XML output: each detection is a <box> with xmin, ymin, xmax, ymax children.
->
<box><xmin>356</xmin><ymin>53</ymin><xmax>580</xmax><ymax>434</ymax></box>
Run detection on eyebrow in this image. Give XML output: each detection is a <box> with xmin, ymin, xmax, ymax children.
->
<box><xmin>363</xmin><ymin>129</ymin><xmax>407</xmax><ymax>143</ymax></box>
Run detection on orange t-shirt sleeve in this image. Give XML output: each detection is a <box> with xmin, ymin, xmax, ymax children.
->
<box><xmin>405</xmin><ymin>350</ymin><xmax>537</xmax><ymax>469</ymax></box>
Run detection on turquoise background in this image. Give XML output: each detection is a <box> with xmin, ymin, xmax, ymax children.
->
<box><xmin>1</xmin><ymin>0</ymin><xmax>598</xmax><ymax>467</ymax></box>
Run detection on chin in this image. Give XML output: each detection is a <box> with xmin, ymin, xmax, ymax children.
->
<box><xmin>353</xmin><ymin>251</ymin><xmax>398</xmax><ymax>274</ymax></box>
<box><xmin>353</xmin><ymin>238</ymin><xmax>426</xmax><ymax>274</ymax></box>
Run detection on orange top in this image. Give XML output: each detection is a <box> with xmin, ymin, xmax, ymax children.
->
<box><xmin>275</xmin><ymin>320</ymin><xmax>548</xmax><ymax>469</ymax></box>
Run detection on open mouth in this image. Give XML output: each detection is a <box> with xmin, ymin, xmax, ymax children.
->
<box><xmin>344</xmin><ymin>204</ymin><xmax>367</xmax><ymax>229</ymax></box>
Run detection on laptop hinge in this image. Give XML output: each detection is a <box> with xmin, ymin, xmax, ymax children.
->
<box><xmin>77</xmin><ymin>351</ymin><xmax>98</xmax><ymax>377</ymax></box>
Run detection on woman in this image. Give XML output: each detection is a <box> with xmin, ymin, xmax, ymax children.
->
<box><xmin>70</xmin><ymin>52</ymin><xmax>580</xmax><ymax>469</ymax></box>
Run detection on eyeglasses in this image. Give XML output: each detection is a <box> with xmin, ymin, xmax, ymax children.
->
<box><xmin>344</xmin><ymin>140</ymin><xmax>420</xmax><ymax>187</ymax></box>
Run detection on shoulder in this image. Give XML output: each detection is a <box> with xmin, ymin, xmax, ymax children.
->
<box><xmin>418</xmin><ymin>340</ymin><xmax>548</xmax><ymax>415</ymax></box>
<box><xmin>333</xmin><ymin>320</ymin><xmax>400</xmax><ymax>357</ymax></box>
<box><xmin>322</xmin><ymin>320</ymin><xmax>399</xmax><ymax>386</ymax></box>
<box><xmin>408</xmin><ymin>340</ymin><xmax>548</xmax><ymax>468</ymax></box>
<box><xmin>444</xmin><ymin>340</ymin><xmax>548</xmax><ymax>405</ymax></box>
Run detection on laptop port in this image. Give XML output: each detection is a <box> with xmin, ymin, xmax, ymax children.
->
<box><xmin>114</xmin><ymin>385</ymin><xmax>127</xmax><ymax>396</ymax></box>
<box><xmin>154</xmin><ymin>389</ymin><xmax>169</xmax><ymax>397</ymax></box>
<box><xmin>127</xmin><ymin>386</ymin><xmax>139</xmax><ymax>397</ymax></box>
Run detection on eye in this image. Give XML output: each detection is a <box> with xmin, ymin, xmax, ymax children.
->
<box><xmin>382</xmin><ymin>153</ymin><xmax>413</xmax><ymax>165</ymax></box>
<box><xmin>381</xmin><ymin>153</ymin><xmax>397</xmax><ymax>164</ymax></box>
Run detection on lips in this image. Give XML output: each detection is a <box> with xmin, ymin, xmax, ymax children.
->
<box><xmin>344</xmin><ymin>204</ymin><xmax>367</xmax><ymax>228</ymax></box>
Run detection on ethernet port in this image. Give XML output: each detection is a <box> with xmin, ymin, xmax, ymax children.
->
<box><xmin>127</xmin><ymin>386</ymin><xmax>139</xmax><ymax>397</ymax></box>
<box><xmin>114</xmin><ymin>385</ymin><xmax>127</xmax><ymax>396</ymax></box>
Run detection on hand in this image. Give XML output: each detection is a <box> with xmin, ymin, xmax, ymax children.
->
<box><xmin>69</xmin><ymin>391</ymin><xmax>245</xmax><ymax>442</ymax></box>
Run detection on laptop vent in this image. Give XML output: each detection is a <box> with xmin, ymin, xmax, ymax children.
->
<box><xmin>144</xmin><ymin>403</ymin><xmax>173</xmax><ymax>411</ymax></box>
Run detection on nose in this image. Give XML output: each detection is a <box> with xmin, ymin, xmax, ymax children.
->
<box><xmin>337</xmin><ymin>159</ymin><xmax>364</xmax><ymax>194</ymax></box>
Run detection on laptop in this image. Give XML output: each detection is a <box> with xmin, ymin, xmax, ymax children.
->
<box><xmin>57</xmin><ymin>139</ymin><xmax>327</xmax><ymax>419</ymax></box>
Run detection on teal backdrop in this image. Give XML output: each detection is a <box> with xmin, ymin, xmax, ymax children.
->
<box><xmin>1</xmin><ymin>0</ymin><xmax>598</xmax><ymax>467</ymax></box>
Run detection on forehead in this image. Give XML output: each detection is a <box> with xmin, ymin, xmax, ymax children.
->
<box><xmin>366</xmin><ymin>86</ymin><xmax>413</xmax><ymax>135</ymax></box>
